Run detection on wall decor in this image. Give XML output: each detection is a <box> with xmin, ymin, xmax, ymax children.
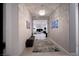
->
<box><xmin>26</xmin><ymin>21</ymin><xmax>30</xmax><ymax>29</ymax></box>
<box><xmin>51</xmin><ymin>20</ymin><xmax>58</xmax><ymax>28</ymax></box>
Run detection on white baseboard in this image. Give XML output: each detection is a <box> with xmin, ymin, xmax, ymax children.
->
<box><xmin>48</xmin><ymin>37</ymin><xmax>71</xmax><ymax>56</ymax></box>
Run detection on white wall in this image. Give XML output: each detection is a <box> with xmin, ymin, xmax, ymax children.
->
<box><xmin>48</xmin><ymin>4</ymin><xmax>69</xmax><ymax>51</ymax></box>
<box><xmin>18</xmin><ymin>4</ymin><xmax>32</xmax><ymax>54</ymax></box>
<box><xmin>4</xmin><ymin>4</ymin><xmax>32</xmax><ymax>56</ymax></box>
<box><xmin>5</xmin><ymin>4</ymin><xmax>20</xmax><ymax>55</ymax></box>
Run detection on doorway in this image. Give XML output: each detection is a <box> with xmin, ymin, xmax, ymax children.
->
<box><xmin>33</xmin><ymin>20</ymin><xmax>48</xmax><ymax>40</ymax></box>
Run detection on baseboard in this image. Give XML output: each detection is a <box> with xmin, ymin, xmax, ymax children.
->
<box><xmin>48</xmin><ymin>37</ymin><xmax>71</xmax><ymax>56</ymax></box>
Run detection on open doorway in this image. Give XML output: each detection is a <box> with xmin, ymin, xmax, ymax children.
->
<box><xmin>24</xmin><ymin>3</ymin><xmax>69</xmax><ymax>55</ymax></box>
<box><xmin>33</xmin><ymin>20</ymin><xmax>48</xmax><ymax>40</ymax></box>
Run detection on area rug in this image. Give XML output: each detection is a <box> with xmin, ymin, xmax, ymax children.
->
<box><xmin>32</xmin><ymin>40</ymin><xmax>60</xmax><ymax>53</ymax></box>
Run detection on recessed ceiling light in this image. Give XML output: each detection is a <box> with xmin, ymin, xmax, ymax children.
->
<box><xmin>39</xmin><ymin>9</ymin><xmax>45</xmax><ymax>16</ymax></box>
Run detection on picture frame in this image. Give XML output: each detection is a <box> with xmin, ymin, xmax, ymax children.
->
<box><xmin>51</xmin><ymin>20</ymin><xmax>58</xmax><ymax>29</ymax></box>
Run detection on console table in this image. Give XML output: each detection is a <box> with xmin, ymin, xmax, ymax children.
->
<box><xmin>25</xmin><ymin>36</ymin><xmax>35</xmax><ymax>47</ymax></box>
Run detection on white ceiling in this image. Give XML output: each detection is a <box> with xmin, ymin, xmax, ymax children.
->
<box><xmin>24</xmin><ymin>3</ymin><xmax>61</xmax><ymax>17</ymax></box>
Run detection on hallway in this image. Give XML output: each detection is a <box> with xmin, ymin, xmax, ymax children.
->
<box><xmin>20</xmin><ymin>3</ymin><xmax>70</xmax><ymax>56</ymax></box>
<box><xmin>3</xmin><ymin>3</ymin><xmax>77</xmax><ymax>56</ymax></box>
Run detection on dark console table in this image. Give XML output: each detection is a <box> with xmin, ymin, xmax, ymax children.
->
<box><xmin>25</xmin><ymin>36</ymin><xmax>35</xmax><ymax>47</ymax></box>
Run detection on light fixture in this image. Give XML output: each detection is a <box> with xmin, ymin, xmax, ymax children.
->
<box><xmin>39</xmin><ymin>9</ymin><xmax>45</xmax><ymax>16</ymax></box>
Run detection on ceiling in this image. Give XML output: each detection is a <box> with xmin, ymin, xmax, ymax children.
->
<box><xmin>24</xmin><ymin>3</ymin><xmax>61</xmax><ymax>17</ymax></box>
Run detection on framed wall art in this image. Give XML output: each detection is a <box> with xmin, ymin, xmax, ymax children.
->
<box><xmin>51</xmin><ymin>20</ymin><xmax>58</xmax><ymax>29</ymax></box>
